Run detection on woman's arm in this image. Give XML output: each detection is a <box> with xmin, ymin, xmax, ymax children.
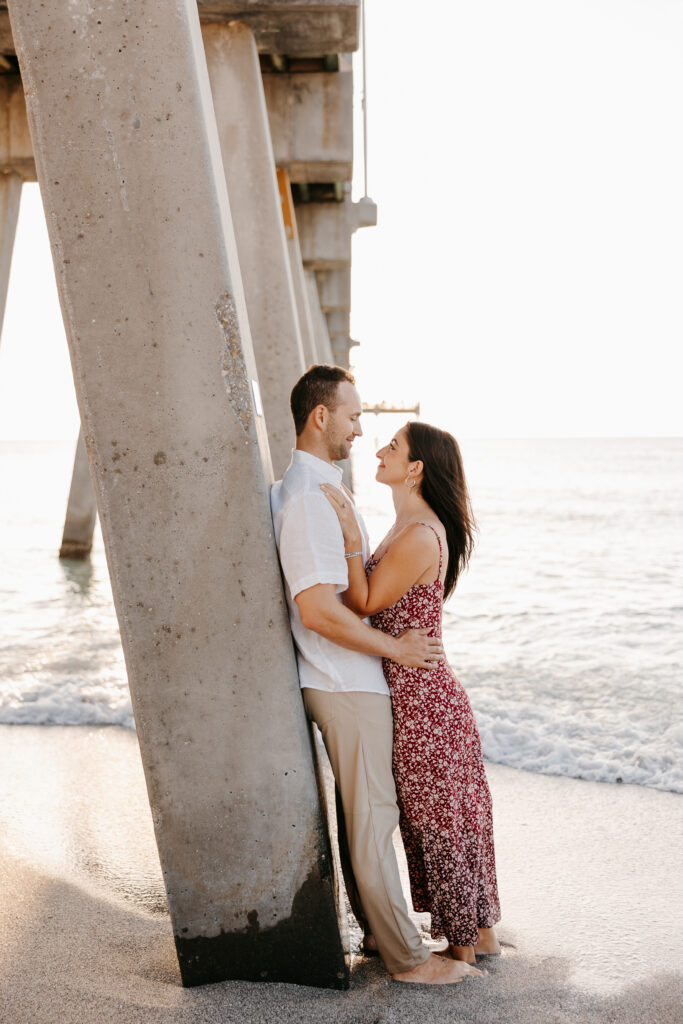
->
<box><xmin>295</xmin><ymin>583</ymin><xmax>444</xmax><ymax>667</ymax></box>
<box><xmin>320</xmin><ymin>484</ymin><xmax>439</xmax><ymax>616</ymax></box>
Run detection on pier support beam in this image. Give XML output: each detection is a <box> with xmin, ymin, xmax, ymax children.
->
<box><xmin>59</xmin><ymin>429</ymin><xmax>97</xmax><ymax>560</ymax></box>
<box><xmin>288</xmin><ymin>236</ymin><xmax>317</xmax><ymax>367</ymax></box>
<box><xmin>263</xmin><ymin>66</ymin><xmax>353</xmax><ymax>184</ymax></box>
<box><xmin>305</xmin><ymin>270</ymin><xmax>334</xmax><ymax>364</ymax></box>
<box><xmin>9</xmin><ymin>0</ymin><xmax>345</xmax><ymax>988</ymax></box>
<box><xmin>277</xmin><ymin>169</ymin><xmax>318</xmax><ymax>367</ymax></box>
<box><xmin>203</xmin><ymin>22</ymin><xmax>305</xmax><ymax>478</ymax></box>
<box><xmin>0</xmin><ymin>171</ymin><xmax>21</xmax><ymax>338</ymax></box>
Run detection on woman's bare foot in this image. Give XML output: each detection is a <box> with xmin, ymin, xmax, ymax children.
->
<box><xmin>473</xmin><ymin>928</ymin><xmax>501</xmax><ymax>957</ymax></box>
<box><xmin>392</xmin><ymin>953</ymin><xmax>485</xmax><ymax>985</ymax></box>
<box><xmin>445</xmin><ymin>944</ymin><xmax>476</xmax><ymax>964</ymax></box>
<box><xmin>362</xmin><ymin>933</ymin><xmax>379</xmax><ymax>956</ymax></box>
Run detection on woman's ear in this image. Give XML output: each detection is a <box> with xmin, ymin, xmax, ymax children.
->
<box><xmin>410</xmin><ymin>459</ymin><xmax>423</xmax><ymax>479</ymax></box>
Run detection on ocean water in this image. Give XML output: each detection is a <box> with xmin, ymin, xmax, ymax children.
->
<box><xmin>1</xmin><ymin>437</ymin><xmax>681</xmax><ymax>794</ymax></box>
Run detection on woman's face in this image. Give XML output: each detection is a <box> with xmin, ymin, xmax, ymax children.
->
<box><xmin>376</xmin><ymin>425</ymin><xmax>412</xmax><ymax>485</ymax></box>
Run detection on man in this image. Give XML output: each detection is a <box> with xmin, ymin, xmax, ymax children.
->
<box><xmin>271</xmin><ymin>365</ymin><xmax>483</xmax><ymax>985</ymax></box>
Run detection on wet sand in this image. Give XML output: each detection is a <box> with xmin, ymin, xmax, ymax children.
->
<box><xmin>0</xmin><ymin>725</ymin><xmax>681</xmax><ymax>1024</ymax></box>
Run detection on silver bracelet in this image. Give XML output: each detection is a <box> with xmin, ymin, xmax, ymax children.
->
<box><xmin>344</xmin><ymin>551</ymin><xmax>363</xmax><ymax>560</ymax></box>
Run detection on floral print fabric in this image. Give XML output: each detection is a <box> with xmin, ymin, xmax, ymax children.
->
<box><xmin>368</xmin><ymin>525</ymin><xmax>501</xmax><ymax>946</ymax></box>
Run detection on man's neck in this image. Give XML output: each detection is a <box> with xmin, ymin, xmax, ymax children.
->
<box><xmin>295</xmin><ymin>437</ymin><xmax>333</xmax><ymax>465</ymax></box>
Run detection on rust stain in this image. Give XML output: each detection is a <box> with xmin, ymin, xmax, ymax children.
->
<box><xmin>276</xmin><ymin>169</ymin><xmax>296</xmax><ymax>241</ymax></box>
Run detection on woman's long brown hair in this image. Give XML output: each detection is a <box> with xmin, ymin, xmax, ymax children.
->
<box><xmin>406</xmin><ymin>421</ymin><xmax>476</xmax><ymax>599</ymax></box>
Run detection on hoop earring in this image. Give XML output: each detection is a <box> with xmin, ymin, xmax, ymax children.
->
<box><xmin>404</xmin><ymin>476</ymin><xmax>416</xmax><ymax>489</ymax></box>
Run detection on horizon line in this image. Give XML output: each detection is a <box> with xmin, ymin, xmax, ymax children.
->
<box><xmin>2</xmin><ymin>435</ymin><xmax>682</xmax><ymax>444</ymax></box>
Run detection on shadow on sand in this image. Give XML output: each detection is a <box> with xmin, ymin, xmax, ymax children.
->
<box><xmin>1</xmin><ymin>846</ymin><xmax>681</xmax><ymax>1024</ymax></box>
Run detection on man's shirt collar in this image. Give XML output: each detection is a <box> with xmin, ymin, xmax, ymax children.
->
<box><xmin>291</xmin><ymin>448</ymin><xmax>344</xmax><ymax>486</ymax></box>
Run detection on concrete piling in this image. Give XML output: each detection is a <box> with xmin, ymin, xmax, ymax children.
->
<box><xmin>305</xmin><ymin>269</ymin><xmax>334</xmax><ymax>364</ymax></box>
<box><xmin>276</xmin><ymin>168</ymin><xmax>319</xmax><ymax>367</ymax></box>
<box><xmin>203</xmin><ymin>21</ymin><xmax>306</xmax><ymax>478</ymax></box>
<box><xmin>0</xmin><ymin>170</ymin><xmax>21</xmax><ymax>337</ymax></box>
<box><xmin>8</xmin><ymin>0</ymin><xmax>346</xmax><ymax>988</ymax></box>
<box><xmin>59</xmin><ymin>429</ymin><xmax>97</xmax><ymax>560</ymax></box>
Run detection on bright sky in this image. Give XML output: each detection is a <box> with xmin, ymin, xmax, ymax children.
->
<box><xmin>1</xmin><ymin>0</ymin><xmax>682</xmax><ymax>440</ymax></box>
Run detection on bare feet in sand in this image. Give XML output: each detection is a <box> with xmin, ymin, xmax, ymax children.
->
<box><xmin>392</xmin><ymin>953</ymin><xmax>485</xmax><ymax>985</ymax></box>
<box><xmin>474</xmin><ymin>927</ymin><xmax>502</xmax><ymax>957</ymax></box>
<box><xmin>446</xmin><ymin>928</ymin><xmax>501</xmax><ymax>962</ymax></box>
<box><xmin>446</xmin><ymin>944</ymin><xmax>476</xmax><ymax>963</ymax></box>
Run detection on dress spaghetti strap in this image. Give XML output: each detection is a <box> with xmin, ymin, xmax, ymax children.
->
<box><xmin>416</xmin><ymin>521</ymin><xmax>443</xmax><ymax>584</ymax></box>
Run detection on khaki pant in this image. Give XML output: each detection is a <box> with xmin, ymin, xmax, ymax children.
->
<box><xmin>303</xmin><ymin>688</ymin><xmax>429</xmax><ymax>975</ymax></box>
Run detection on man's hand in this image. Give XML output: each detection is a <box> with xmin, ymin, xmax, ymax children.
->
<box><xmin>390</xmin><ymin>628</ymin><xmax>444</xmax><ymax>669</ymax></box>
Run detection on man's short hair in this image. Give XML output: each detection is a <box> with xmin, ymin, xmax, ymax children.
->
<box><xmin>290</xmin><ymin>364</ymin><xmax>355</xmax><ymax>436</ymax></box>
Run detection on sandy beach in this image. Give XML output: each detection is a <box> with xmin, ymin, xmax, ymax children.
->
<box><xmin>0</xmin><ymin>725</ymin><xmax>681</xmax><ymax>1024</ymax></box>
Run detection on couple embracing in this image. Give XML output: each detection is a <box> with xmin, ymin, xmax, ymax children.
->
<box><xmin>271</xmin><ymin>365</ymin><xmax>500</xmax><ymax>985</ymax></box>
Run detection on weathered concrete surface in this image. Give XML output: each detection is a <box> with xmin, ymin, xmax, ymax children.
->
<box><xmin>0</xmin><ymin>2</ymin><xmax>359</xmax><ymax>57</ymax></box>
<box><xmin>8</xmin><ymin>0</ymin><xmax>346</xmax><ymax>988</ymax></box>
<box><xmin>297</xmin><ymin>197</ymin><xmax>376</xmax><ymax>271</ymax></box>
<box><xmin>330</xmin><ymin>335</ymin><xmax>355</xmax><ymax>370</ymax></box>
<box><xmin>199</xmin><ymin>1</ymin><xmax>359</xmax><ymax>54</ymax></box>
<box><xmin>305</xmin><ymin>269</ymin><xmax>334</xmax><ymax>364</ymax></box>
<box><xmin>59</xmin><ymin>429</ymin><xmax>97</xmax><ymax>560</ymax></box>
<box><xmin>0</xmin><ymin>75</ymin><xmax>35</xmax><ymax>181</ymax></box>
<box><xmin>288</xmin><ymin>233</ymin><xmax>318</xmax><ymax>368</ymax></box>
<box><xmin>203</xmin><ymin>21</ymin><xmax>305</xmax><ymax>479</ymax></box>
<box><xmin>0</xmin><ymin>62</ymin><xmax>356</xmax><ymax>186</ymax></box>
<box><xmin>325</xmin><ymin>310</ymin><xmax>353</xmax><ymax>369</ymax></box>
<box><xmin>296</xmin><ymin>199</ymin><xmax>374</xmax><ymax>373</ymax></box>
<box><xmin>316</xmin><ymin>268</ymin><xmax>351</xmax><ymax>313</ymax></box>
<box><xmin>264</xmin><ymin>68</ymin><xmax>352</xmax><ymax>183</ymax></box>
<box><xmin>325</xmin><ymin>309</ymin><xmax>350</xmax><ymax>339</ymax></box>
<box><xmin>297</xmin><ymin>200</ymin><xmax>352</xmax><ymax>270</ymax></box>
<box><xmin>0</xmin><ymin>167</ymin><xmax>20</xmax><ymax>336</ymax></box>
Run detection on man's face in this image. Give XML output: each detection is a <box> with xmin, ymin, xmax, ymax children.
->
<box><xmin>323</xmin><ymin>382</ymin><xmax>363</xmax><ymax>461</ymax></box>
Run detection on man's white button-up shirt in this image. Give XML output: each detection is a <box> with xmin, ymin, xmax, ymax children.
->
<box><xmin>270</xmin><ymin>449</ymin><xmax>390</xmax><ymax>695</ymax></box>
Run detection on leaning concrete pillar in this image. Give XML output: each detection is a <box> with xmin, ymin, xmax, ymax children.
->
<box><xmin>0</xmin><ymin>171</ymin><xmax>21</xmax><ymax>338</ymax></box>
<box><xmin>289</xmin><ymin>239</ymin><xmax>318</xmax><ymax>367</ymax></box>
<box><xmin>276</xmin><ymin>169</ymin><xmax>319</xmax><ymax>368</ymax></box>
<box><xmin>9</xmin><ymin>0</ymin><xmax>345</xmax><ymax>988</ymax></box>
<box><xmin>203</xmin><ymin>22</ymin><xmax>305</xmax><ymax>479</ymax></box>
<box><xmin>305</xmin><ymin>269</ymin><xmax>334</xmax><ymax>364</ymax></box>
<box><xmin>59</xmin><ymin>428</ymin><xmax>97</xmax><ymax>559</ymax></box>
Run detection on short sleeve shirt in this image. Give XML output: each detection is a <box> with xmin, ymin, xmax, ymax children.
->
<box><xmin>270</xmin><ymin>450</ymin><xmax>389</xmax><ymax>695</ymax></box>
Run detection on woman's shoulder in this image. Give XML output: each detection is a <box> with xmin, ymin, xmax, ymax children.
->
<box><xmin>405</xmin><ymin>519</ymin><xmax>445</xmax><ymax>544</ymax></box>
<box><xmin>391</xmin><ymin>520</ymin><xmax>444</xmax><ymax>558</ymax></box>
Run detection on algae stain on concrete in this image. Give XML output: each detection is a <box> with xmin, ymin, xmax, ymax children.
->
<box><xmin>174</xmin><ymin>863</ymin><xmax>348</xmax><ymax>989</ymax></box>
<box><xmin>215</xmin><ymin>292</ymin><xmax>252</xmax><ymax>434</ymax></box>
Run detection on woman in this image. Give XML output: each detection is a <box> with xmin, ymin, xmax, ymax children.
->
<box><xmin>321</xmin><ymin>421</ymin><xmax>501</xmax><ymax>963</ymax></box>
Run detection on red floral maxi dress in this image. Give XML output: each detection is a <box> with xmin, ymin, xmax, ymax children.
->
<box><xmin>367</xmin><ymin>524</ymin><xmax>501</xmax><ymax>948</ymax></box>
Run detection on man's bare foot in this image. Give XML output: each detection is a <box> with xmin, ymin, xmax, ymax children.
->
<box><xmin>445</xmin><ymin>944</ymin><xmax>476</xmax><ymax>964</ymax></box>
<box><xmin>474</xmin><ymin>928</ymin><xmax>501</xmax><ymax>957</ymax></box>
<box><xmin>392</xmin><ymin>953</ymin><xmax>485</xmax><ymax>984</ymax></box>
